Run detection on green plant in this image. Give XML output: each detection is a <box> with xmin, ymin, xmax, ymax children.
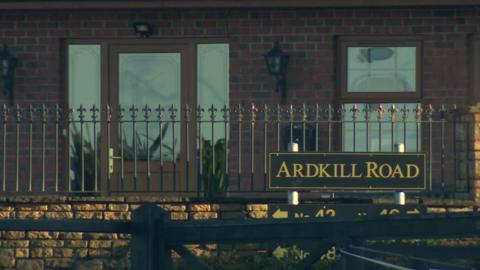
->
<box><xmin>200</xmin><ymin>138</ymin><xmax>227</xmax><ymax>198</ymax></box>
<box><xmin>122</xmin><ymin>122</ymin><xmax>177</xmax><ymax>161</ymax></box>
<box><xmin>69</xmin><ymin>124</ymin><xmax>99</xmax><ymax>191</ymax></box>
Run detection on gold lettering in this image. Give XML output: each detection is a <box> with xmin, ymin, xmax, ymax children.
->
<box><xmin>391</xmin><ymin>164</ymin><xmax>405</xmax><ymax>178</ymax></box>
<box><xmin>293</xmin><ymin>163</ymin><xmax>304</xmax><ymax>178</ymax></box>
<box><xmin>406</xmin><ymin>164</ymin><xmax>420</xmax><ymax>178</ymax></box>
<box><xmin>351</xmin><ymin>164</ymin><xmax>362</xmax><ymax>178</ymax></box>
<box><xmin>305</xmin><ymin>163</ymin><xmax>319</xmax><ymax>178</ymax></box>
<box><xmin>339</xmin><ymin>164</ymin><xmax>352</xmax><ymax>177</ymax></box>
<box><xmin>333</xmin><ymin>164</ymin><xmax>339</xmax><ymax>177</ymax></box>
<box><xmin>378</xmin><ymin>164</ymin><xmax>393</xmax><ymax>178</ymax></box>
<box><xmin>366</xmin><ymin>162</ymin><xmax>379</xmax><ymax>178</ymax></box>
<box><xmin>276</xmin><ymin>161</ymin><xmax>291</xmax><ymax>178</ymax></box>
<box><xmin>318</xmin><ymin>164</ymin><xmax>331</xmax><ymax>178</ymax></box>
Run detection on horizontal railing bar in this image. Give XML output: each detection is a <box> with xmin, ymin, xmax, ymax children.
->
<box><xmin>164</xmin><ymin>213</ymin><xmax>480</xmax><ymax>244</ymax></box>
<box><xmin>0</xmin><ymin>219</ymin><xmax>131</xmax><ymax>233</ymax></box>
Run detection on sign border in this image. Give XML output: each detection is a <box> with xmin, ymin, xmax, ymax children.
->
<box><xmin>268</xmin><ymin>152</ymin><xmax>428</xmax><ymax>191</ymax></box>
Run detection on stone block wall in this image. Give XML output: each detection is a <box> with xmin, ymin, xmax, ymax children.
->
<box><xmin>0</xmin><ymin>196</ymin><xmax>268</xmax><ymax>270</ymax></box>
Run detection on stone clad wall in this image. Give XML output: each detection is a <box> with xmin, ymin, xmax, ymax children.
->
<box><xmin>0</xmin><ymin>196</ymin><xmax>268</xmax><ymax>270</ymax></box>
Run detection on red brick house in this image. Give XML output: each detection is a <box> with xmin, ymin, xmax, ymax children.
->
<box><xmin>0</xmin><ymin>0</ymin><xmax>478</xmax><ymax>269</ymax></box>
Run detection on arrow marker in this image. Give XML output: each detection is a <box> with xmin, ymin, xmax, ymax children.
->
<box><xmin>272</xmin><ymin>208</ymin><xmax>288</xmax><ymax>219</ymax></box>
<box><xmin>406</xmin><ymin>208</ymin><xmax>420</xmax><ymax>215</ymax></box>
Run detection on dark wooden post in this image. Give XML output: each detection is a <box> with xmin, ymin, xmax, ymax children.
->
<box><xmin>132</xmin><ymin>203</ymin><xmax>172</xmax><ymax>270</ymax></box>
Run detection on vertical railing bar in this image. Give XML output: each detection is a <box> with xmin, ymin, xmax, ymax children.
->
<box><xmin>264</xmin><ymin>104</ymin><xmax>268</xmax><ymax>192</ymax></box>
<box><xmin>466</xmin><ymin>115</ymin><xmax>471</xmax><ymax>194</ymax></box>
<box><xmin>209</xmin><ymin>105</ymin><xmax>216</xmax><ymax>176</ymax></box>
<box><xmin>106</xmin><ymin>105</ymin><xmax>112</xmax><ymax>193</ymax></box>
<box><xmin>15</xmin><ymin>104</ymin><xmax>21</xmax><ymax>192</ymax></box>
<box><xmin>390</xmin><ymin>104</ymin><xmax>397</xmax><ymax>152</ymax></box>
<box><xmin>79</xmin><ymin>105</ymin><xmax>85</xmax><ymax>192</ymax></box>
<box><xmin>196</xmin><ymin>105</ymin><xmax>201</xmax><ymax>195</ymax></box>
<box><xmin>157</xmin><ymin>105</ymin><xmax>164</xmax><ymax>192</ymax></box>
<box><xmin>185</xmin><ymin>104</ymin><xmax>190</xmax><ymax>193</ymax></box>
<box><xmin>302</xmin><ymin>103</ymin><xmax>306</xmax><ymax>152</ymax></box>
<box><xmin>276</xmin><ymin>104</ymin><xmax>280</xmax><ymax>152</ymax></box>
<box><xmin>169</xmin><ymin>105</ymin><xmax>177</xmax><ymax>192</ymax></box>
<box><xmin>143</xmin><ymin>105</ymin><xmax>151</xmax><ymax>191</ymax></box>
<box><xmin>365</xmin><ymin>104</ymin><xmax>369</xmax><ymax>152</ymax></box>
<box><xmin>402</xmin><ymin>104</ymin><xmax>407</xmax><ymax>149</ymax></box>
<box><xmin>41</xmin><ymin>105</ymin><xmax>46</xmax><ymax>192</ymax></box>
<box><xmin>328</xmin><ymin>104</ymin><xmax>332</xmax><ymax>152</ymax></box>
<box><xmin>238</xmin><ymin>104</ymin><xmax>242</xmax><ymax>191</ymax></box>
<box><xmin>119</xmin><ymin>107</ymin><xmax>125</xmax><ymax>192</ymax></box>
<box><xmin>377</xmin><ymin>105</ymin><xmax>384</xmax><ymax>152</ymax></box>
<box><xmin>452</xmin><ymin>106</ymin><xmax>458</xmax><ymax>192</ymax></box>
<box><xmin>440</xmin><ymin>105</ymin><xmax>446</xmax><ymax>196</ymax></box>
<box><xmin>131</xmin><ymin>105</ymin><xmax>138</xmax><ymax>192</ymax></box>
<box><xmin>289</xmin><ymin>104</ymin><xmax>293</xmax><ymax>144</ymax></box>
<box><xmin>1</xmin><ymin>105</ymin><xmax>6</xmax><ymax>192</ymax></box>
<box><xmin>352</xmin><ymin>104</ymin><xmax>357</xmax><ymax>152</ymax></box>
<box><xmin>222</xmin><ymin>105</ymin><xmax>229</xmax><ymax>194</ymax></box>
<box><xmin>55</xmin><ymin>105</ymin><xmax>60</xmax><ymax>192</ymax></box>
<box><xmin>29</xmin><ymin>105</ymin><xmax>33</xmax><ymax>192</ymax></box>
<box><xmin>91</xmin><ymin>105</ymin><xmax>98</xmax><ymax>192</ymax></box>
<box><xmin>416</xmin><ymin>105</ymin><xmax>421</xmax><ymax>152</ymax></box>
<box><xmin>67</xmin><ymin>108</ymin><xmax>72</xmax><ymax>192</ymax></box>
<box><xmin>250</xmin><ymin>103</ymin><xmax>256</xmax><ymax>191</ymax></box>
<box><xmin>315</xmin><ymin>104</ymin><xmax>319</xmax><ymax>152</ymax></box>
<box><xmin>428</xmin><ymin>104</ymin><xmax>433</xmax><ymax>193</ymax></box>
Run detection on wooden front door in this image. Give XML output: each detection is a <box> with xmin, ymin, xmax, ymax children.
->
<box><xmin>106</xmin><ymin>43</ymin><xmax>195</xmax><ymax>193</ymax></box>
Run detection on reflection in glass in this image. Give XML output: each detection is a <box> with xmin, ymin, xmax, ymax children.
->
<box><xmin>119</xmin><ymin>53</ymin><xmax>181</xmax><ymax>161</ymax></box>
<box><xmin>197</xmin><ymin>44</ymin><xmax>230</xmax><ymax>197</ymax></box>
<box><xmin>68</xmin><ymin>45</ymin><xmax>101</xmax><ymax>189</ymax></box>
<box><xmin>343</xmin><ymin>103</ymin><xmax>421</xmax><ymax>152</ymax></box>
<box><xmin>347</xmin><ymin>47</ymin><xmax>416</xmax><ymax>92</ymax></box>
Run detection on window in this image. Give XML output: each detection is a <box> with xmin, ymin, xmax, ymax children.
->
<box><xmin>338</xmin><ymin>36</ymin><xmax>423</xmax><ymax>152</ymax></box>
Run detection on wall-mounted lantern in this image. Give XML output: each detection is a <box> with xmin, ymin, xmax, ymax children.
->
<box><xmin>0</xmin><ymin>44</ymin><xmax>17</xmax><ymax>105</ymax></box>
<box><xmin>133</xmin><ymin>22</ymin><xmax>154</xmax><ymax>38</ymax></box>
<box><xmin>264</xmin><ymin>41</ymin><xmax>289</xmax><ymax>104</ymax></box>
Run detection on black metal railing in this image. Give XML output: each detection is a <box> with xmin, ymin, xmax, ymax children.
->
<box><xmin>0</xmin><ymin>103</ymin><xmax>472</xmax><ymax>198</ymax></box>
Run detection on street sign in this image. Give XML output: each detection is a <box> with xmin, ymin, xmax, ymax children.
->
<box><xmin>268</xmin><ymin>152</ymin><xmax>427</xmax><ymax>191</ymax></box>
<box><xmin>268</xmin><ymin>204</ymin><xmax>427</xmax><ymax>220</ymax></box>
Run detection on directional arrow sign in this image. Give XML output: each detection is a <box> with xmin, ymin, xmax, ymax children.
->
<box><xmin>268</xmin><ymin>204</ymin><xmax>427</xmax><ymax>220</ymax></box>
<box><xmin>272</xmin><ymin>208</ymin><xmax>289</xmax><ymax>219</ymax></box>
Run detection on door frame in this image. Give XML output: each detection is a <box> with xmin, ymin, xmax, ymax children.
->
<box><xmin>63</xmin><ymin>37</ymin><xmax>228</xmax><ymax>194</ymax></box>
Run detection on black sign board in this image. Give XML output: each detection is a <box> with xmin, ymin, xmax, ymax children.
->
<box><xmin>268</xmin><ymin>153</ymin><xmax>427</xmax><ymax>191</ymax></box>
<box><xmin>268</xmin><ymin>204</ymin><xmax>427</xmax><ymax>220</ymax></box>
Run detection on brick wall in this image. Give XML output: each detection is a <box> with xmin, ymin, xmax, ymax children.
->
<box><xmin>0</xmin><ymin>196</ymin><xmax>268</xmax><ymax>269</ymax></box>
<box><xmin>0</xmin><ymin>6</ymin><xmax>476</xmax><ymax>106</ymax></box>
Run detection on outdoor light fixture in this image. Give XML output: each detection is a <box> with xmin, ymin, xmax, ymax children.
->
<box><xmin>133</xmin><ymin>22</ymin><xmax>154</xmax><ymax>38</ymax></box>
<box><xmin>0</xmin><ymin>43</ymin><xmax>17</xmax><ymax>105</ymax></box>
<box><xmin>264</xmin><ymin>41</ymin><xmax>289</xmax><ymax>104</ymax></box>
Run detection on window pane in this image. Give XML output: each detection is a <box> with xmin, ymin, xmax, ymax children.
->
<box><xmin>342</xmin><ymin>103</ymin><xmax>420</xmax><ymax>152</ymax></box>
<box><xmin>347</xmin><ymin>47</ymin><xmax>416</xmax><ymax>92</ymax></box>
<box><xmin>68</xmin><ymin>44</ymin><xmax>101</xmax><ymax>189</ymax></box>
<box><xmin>119</xmin><ymin>53</ymin><xmax>181</xmax><ymax>161</ymax></box>
<box><xmin>197</xmin><ymin>43</ymin><xmax>229</xmax><ymax>143</ymax></box>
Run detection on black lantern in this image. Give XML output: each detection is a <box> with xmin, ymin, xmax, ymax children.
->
<box><xmin>133</xmin><ymin>22</ymin><xmax>153</xmax><ymax>38</ymax></box>
<box><xmin>0</xmin><ymin>44</ymin><xmax>17</xmax><ymax>105</ymax></box>
<box><xmin>264</xmin><ymin>41</ymin><xmax>289</xmax><ymax>104</ymax></box>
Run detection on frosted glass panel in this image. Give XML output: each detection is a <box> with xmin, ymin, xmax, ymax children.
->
<box><xmin>197</xmin><ymin>43</ymin><xmax>229</xmax><ymax>143</ymax></box>
<box><xmin>342</xmin><ymin>103</ymin><xmax>421</xmax><ymax>152</ymax></box>
<box><xmin>68</xmin><ymin>45</ymin><xmax>101</xmax><ymax>108</ymax></box>
<box><xmin>68</xmin><ymin>44</ymin><xmax>101</xmax><ymax>189</ymax></box>
<box><xmin>347</xmin><ymin>47</ymin><xmax>416</xmax><ymax>92</ymax></box>
<box><xmin>119</xmin><ymin>53</ymin><xmax>181</xmax><ymax>161</ymax></box>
